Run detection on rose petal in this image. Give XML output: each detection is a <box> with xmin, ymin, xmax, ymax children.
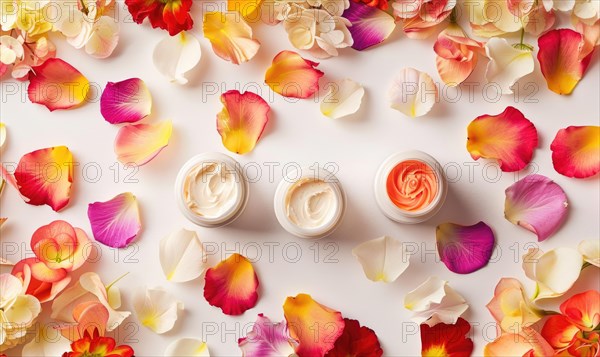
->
<box><xmin>14</xmin><ymin>146</ymin><xmax>74</xmax><ymax>211</ymax></box>
<box><xmin>578</xmin><ymin>240</ymin><xmax>600</xmax><ymax>267</ymax></box>
<box><xmin>342</xmin><ymin>1</ymin><xmax>395</xmax><ymax>50</ymax></box>
<box><xmin>538</xmin><ymin>28</ymin><xmax>594</xmax><ymax>95</ymax></box>
<box><xmin>325</xmin><ymin>318</ymin><xmax>383</xmax><ymax>357</ymax></box>
<box><xmin>320</xmin><ymin>79</ymin><xmax>365</xmax><ymax>119</ymax></box>
<box><xmin>217</xmin><ymin>90</ymin><xmax>270</xmax><ymax>154</ymax></box>
<box><xmin>421</xmin><ymin>318</ymin><xmax>474</xmax><ymax>357</ymax></box>
<box><xmin>114</xmin><ymin>120</ymin><xmax>172</xmax><ymax>166</ymax></box>
<box><xmin>560</xmin><ymin>290</ymin><xmax>600</xmax><ymax>331</ymax></box>
<box><xmin>486</xmin><ymin>278</ymin><xmax>542</xmax><ymax>333</ymax></box>
<box><xmin>436</xmin><ymin>221</ymin><xmax>495</xmax><ymax>274</ymax></box>
<box><xmin>30</xmin><ymin>220</ymin><xmax>90</xmax><ymax>271</ymax></box>
<box><xmin>387</xmin><ymin>68</ymin><xmax>438</xmax><ymax>118</ymax></box>
<box><xmin>352</xmin><ymin>236</ymin><xmax>410</xmax><ymax>283</ymax></box>
<box><xmin>540</xmin><ymin>314</ymin><xmax>580</xmax><ymax>349</ymax></box>
<box><xmin>485</xmin><ymin>37</ymin><xmax>535</xmax><ymax>94</ymax></box>
<box><xmin>265</xmin><ymin>50</ymin><xmax>324</xmax><ymax>99</ymax></box>
<box><xmin>100</xmin><ymin>78</ymin><xmax>152</xmax><ymax>124</ymax></box>
<box><xmin>505</xmin><ymin>174</ymin><xmax>568</xmax><ymax>241</ymax></box>
<box><xmin>204</xmin><ymin>253</ymin><xmax>259</xmax><ymax>315</ymax></box>
<box><xmin>153</xmin><ymin>32</ymin><xmax>201</xmax><ymax>85</ymax></box>
<box><xmin>522</xmin><ymin>247</ymin><xmax>583</xmax><ymax>301</ymax></box>
<box><xmin>238</xmin><ymin>314</ymin><xmax>297</xmax><ymax>357</ymax></box>
<box><xmin>87</xmin><ymin>192</ymin><xmax>141</xmax><ymax>249</ymax></box>
<box><xmin>550</xmin><ymin>125</ymin><xmax>600</xmax><ymax>178</ymax></box>
<box><xmin>133</xmin><ymin>286</ymin><xmax>184</xmax><ymax>334</ymax></box>
<box><xmin>165</xmin><ymin>338</ymin><xmax>210</xmax><ymax>357</ymax></box>
<box><xmin>228</xmin><ymin>0</ymin><xmax>264</xmax><ymax>20</ymax></box>
<box><xmin>57</xmin><ymin>301</ymin><xmax>110</xmax><ymax>341</ymax></box>
<box><xmin>283</xmin><ymin>293</ymin><xmax>345</xmax><ymax>356</ymax></box>
<box><xmin>404</xmin><ymin>276</ymin><xmax>469</xmax><ymax>325</ymax></box>
<box><xmin>484</xmin><ymin>327</ymin><xmax>555</xmax><ymax>356</ymax></box>
<box><xmin>160</xmin><ymin>228</ymin><xmax>208</xmax><ymax>282</ymax></box>
<box><xmin>27</xmin><ymin>58</ymin><xmax>89</xmax><ymax>111</ymax></box>
<box><xmin>203</xmin><ymin>12</ymin><xmax>260</xmax><ymax>64</ymax></box>
<box><xmin>467</xmin><ymin>106</ymin><xmax>538</xmax><ymax>172</ymax></box>
<box><xmin>12</xmin><ymin>258</ymin><xmax>71</xmax><ymax>303</ymax></box>
<box><xmin>85</xmin><ymin>16</ymin><xmax>119</xmax><ymax>58</ymax></box>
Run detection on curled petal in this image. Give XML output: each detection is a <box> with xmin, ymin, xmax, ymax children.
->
<box><xmin>114</xmin><ymin>120</ymin><xmax>172</xmax><ymax>166</ymax></box>
<box><xmin>87</xmin><ymin>192</ymin><xmax>142</xmax><ymax>248</ymax></box>
<box><xmin>523</xmin><ymin>247</ymin><xmax>583</xmax><ymax>301</ymax></box>
<box><xmin>540</xmin><ymin>315</ymin><xmax>580</xmax><ymax>349</ymax></box>
<box><xmin>203</xmin><ymin>12</ymin><xmax>260</xmax><ymax>64</ymax></box>
<box><xmin>320</xmin><ymin>79</ymin><xmax>364</xmax><ymax>119</ymax></box>
<box><xmin>165</xmin><ymin>338</ymin><xmax>210</xmax><ymax>357</ymax></box>
<box><xmin>421</xmin><ymin>318</ymin><xmax>474</xmax><ymax>357</ymax></box>
<box><xmin>57</xmin><ymin>301</ymin><xmax>110</xmax><ymax>341</ymax></box>
<box><xmin>238</xmin><ymin>314</ymin><xmax>297</xmax><ymax>357</ymax></box>
<box><xmin>100</xmin><ymin>78</ymin><xmax>152</xmax><ymax>124</ymax></box>
<box><xmin>342</xmin><ymin>1</ymin><xmax>395</xmax><ymax>50</ymax></box>
<box><xmin>352</xmin><ymin>236</ymin><xmax>410</xmax><ymax>283</ymax></box>
<box><xmin>85</xmin><ymin>16</ymin><xmax>119</xmax><ymax>58</ymax></box>
<box><xmin>12</xmin><ymin>258</ymin><xmax>71</xmax><ymax>303</ymax></box>
<box><xmin>467</xmin><ymin>106</ymin><xmax>538</xmax><ymax>172</ymax></box>
<box><xmin>265</xmin><ymin>50</ymin><xmax>324</xmax><ymax>99</ymax></box>
<box><xmin>283</xmin><ymin>293</ymin><xmax>345</xmax><ymax>356</ymax></box>
<box><xmin>485</xmin><ymin>37</ymin><xmax>535</xmax><ymax>94</ymax></box>
<box><xmin>15</xmin><ymin>146</ymin><xmax>73</xmax><ymax>211</ymax></box>
<box><xmin>578</xmin><ymin>240</ymin><xmax>600</xmax><ymax>267</ymax></box>
<box><xmin>538</xmin><ymin>28</ymin><xmax>594</xmax><ymax>95</ymax></box>
<box><xmin>486</xmin><ymin>278</ymin><xmax>542</xmax><ymax>333</ymax></box>
<box><xmin>325</xmin><ymin>318</ymin><xmax>383</xmax><ymax>357</ymax></box>
<box><xmin>484</xmin><ymin>328</ymin><xmax>555</xmax><ymax>357</ymax></box>
<box><xmin>436</xmin><ymin>221</ymin><xmax>495</xmax><ymax>274</ymax></box>
<box><xmin>30</xmin><ymin>220</ymin><xmax>90</xmax><ymax>271</ymax></box>
<box><xmin>404</xmin><ymin>276</ymin><xmax>468</xmax><ymax>325</ymax></box>
<box><xmin>387</xmin><ymin>68</ymin><xmax>438</xmax><ymax>118</ymax></box>
<box><xmin>153</xmin><ymin>32</ymin><xmax>201</xmax><ymax>85</ymax></box>
<box><xmin>27</xmin><ymin>58</ymin><xmax>89</xmax><ymax>111</ymax></box>
<box><xmin>217</xmin><ymin>90</ymin><xmax>270</xmax><ymax>155</ymax></box>
<box><xmin>160</xmin><ymin>229</ymin><xmax>208</xmax><ymax>282</ymax></box>
<box><xmin>559</xmin><ymin>290</ymin><xmax>600</xmax><ymax>331</ymax></box>
<box><xmin>434</xmin><ymin>24</ymin><xmax>483</xmax><ymax>86</ymax></box>
<box><xmin>505</xmin><ymin>174</ymin><xmax>568</xmax><ymax>241</ymax></box>
<box><xmin>204</xmin><ymin>253</ymin><xmax>259</xmax><ymax>315</ymax></box>
<box><xmin>550</xmin><ymin>126</ymin><xmax>600</xmax><ymax>178</ymax></box>
<box><xmin>133</xmin><ymin>286</ymin><xmax>184</xmax><ymax>334</ymax></box>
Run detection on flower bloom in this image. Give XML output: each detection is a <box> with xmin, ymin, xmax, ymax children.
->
<box><xmin>0</xmin><ymin>273</ymin><xmax>41</xmax><ymax>352</ymax></box>
<box><xmin>434</xmin><ymin>23</ymin><xmax>483</xmax><ymax>85</ymax></box>
<box><xmin>393</xmin><ymin>0</ymin><xmax>457</xmax><ymax>39</ymax></box>
<box><xmin>62</xmin><ymin>331</ymin><xmax>134</xmax><ymax>357</ymax></box>
<box><xmin>125</xmin><ymin>0</ymin><xmax>193</xmax><ymax>35</ymax></box>
<box><xmin>486</xmin><ymin>278</ymin><xmax>542</xmax><ymax>333</ymax></box>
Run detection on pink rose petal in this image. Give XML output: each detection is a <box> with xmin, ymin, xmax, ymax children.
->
<box><xmin>505</xmin><ymin>174</ymin><xmax>568</xmax><ymax>241</ymax></box>
<box><xmin>100</xmin><ymin>78</ymin><xmax>152</xmax><ymax>124</ymax></box>
<box><xmin>238</xmin><ymin>314</ymin><xmax>297</xmax><ymax>356</ymax></box>
<box><xmin>87</xmin><ymin>192</ymin><xmax>142</xmax><ymax>248</ymax></box>
<box><xmin>436</xmin><ymin>221</ymin><xmax>495</xmax><ymax>274</ymax></box>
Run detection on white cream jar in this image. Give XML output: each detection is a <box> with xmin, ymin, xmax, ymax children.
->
<box><xmin>274</xmin><ymin>166</ymin><xmax>346</xmax><ymax>239</ymax></box>
<box><xmin>175</xmin><ymin>153</ymin><xmax>249</xmax><ymax>227</ymax></box>
<box><xmin>374</xmin><ymin>151</ymin><xmax>447</xmax><ymax>224</ymax></box>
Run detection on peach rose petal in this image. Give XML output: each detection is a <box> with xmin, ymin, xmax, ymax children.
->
<box><xmin>204</xmin><ymin>253</ymin><xmax>259</xmax><ymax>315</ymax></box>
<box><xmin>217</xmin><ymin>90</ymin><xmax>270</xmax><ymax>155</ymax></box>
<box><xmin>87</xmin><ymin>192</ymin><xmax>142</xmax><ymax>248</ymax></box>
<box><xmin>537</xmin><ymin>28</ymin><xmax>595</xmax><ymax>95</ymax></box>
<box><xmin>505</xmin><ymin>174</ymin><xmax>568</xmax><ymax>241</ymax></box>
<box><xmin>434</xmin><ymin>24</ymin><xmax>483</xmax><ymax>86</ymax></box>
<box><xmin>283</xmin><ymin>293</ymin><xmax>345</xmax><ymax>356</ymax></box>
<box><xmin>100</xmin><ymin>78</ymin><xmax>152</xmax><ymax>124</ymax></box>
<box><xmin>56</xmin><ymin>301</ymin><xmax>110</xmax><ymax>341</ymax></box>
<box><xmin>27</xmin><ymin>58</ymin><xmax>89</xmax><ymax>111</ymax></box>
<box><xmin>14</xmin><ymin>146</ymin><xmax>74</xmax><ymax>211</ymax></box>
<box><xmin>203</xmin><ymin>12</ymin><xmax>260</xmax><ymax>64</ymax></box>
<box><xmin>484</xmin><ymin>327</ymin><xmax>555</xmax><ymax>357</ymax></box>
<box><xmin>387</xmin><ymin>68</ymin><xmax>438</xmax><ymax>118</ymax></box>
<box><xmin>114</xmin><ymin>120</ymin><xmax>173</xmax><ymax>166</ymax></box>
<box><xmin>12</xmin><ymin>258</ymin><xmax>71</xmax><ymax>303</ymax></box>
<box><xmin>550</xmin><ymin>126</ymin><xmax>600</xmax><ymax>178</ymax></box>
<box><xmin>265</xmin><ymin>50</ymin><xmax>324</xmax><ymax>99</ymax></box>
<box><xmin>467</xmin><ymin>106</ymin><xmax>538</xmax><ymax>172</ymax></box>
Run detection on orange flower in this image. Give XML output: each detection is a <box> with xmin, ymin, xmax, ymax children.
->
<box><xmin>434</xmin><ymin>24</ymin><xmax>483</xmax><ymax>86</ymax></box>
<box><xmin>63</xmin><ymin>331</ymin><xmax>134</xmax><ymax>357</ymax></box>
<box><xmin>30</xmin><ymin>220</ymin><xmax>90</xmax><ymax>272</ymax></box>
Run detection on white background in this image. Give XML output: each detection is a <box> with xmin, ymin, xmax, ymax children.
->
<box><xmin>1</xmin><ymin>2</ymin><xmax>599</xmax><ymax>356</ymax></box>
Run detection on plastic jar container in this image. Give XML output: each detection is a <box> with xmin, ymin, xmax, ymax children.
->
<box><xmin>175</xmin><ymin>152</ymin><xmax>249</xmax><ymax>227</ymax></box>
<box><xmin>374</xmin><ymin>151</ymin><xmax>447</xmax><ymax>224</ymax></box>
<box><xmin>274</xmin><ymin>166</ymin><xmax>346</xmax><ymax>239</ymax></box>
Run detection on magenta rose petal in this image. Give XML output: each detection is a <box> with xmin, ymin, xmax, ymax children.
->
<box><xmin>100</xmin><ymin>78</ymin><xmax>152</xmax><ymax>124</ymax></box>
<box><xmin>436</xmin><ymin>222</ymin><xmax>495</xmax><ymax>274</ymax></box>
<box><xmin>342</xmin><ymin>1</ymin><xmax>395</xmax><ymax>51</ymax></box>
<box><xmin>88</xmin><ymin>192</ymin><xmax>142</xmax><ymax>248</ymax></box>
<box><xmin>505</xmin><ymin>174</ymin><xmax>568</xmax><ymax>242</ymax></box>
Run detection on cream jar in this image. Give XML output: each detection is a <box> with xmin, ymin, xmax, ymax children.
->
<box><xmin>175</xmin><ymin>153</ymin><xmax>249</xmax><ymax>227</ymax></box>
<box><xmin>374</xmin><ymin>151</ymin><xmax>447</xmax><ymax>224</ymax></box>
<box><xmin>274</xmin><ymin>166</ymin><xmax>346</xmax><ymax>239</ymax></box>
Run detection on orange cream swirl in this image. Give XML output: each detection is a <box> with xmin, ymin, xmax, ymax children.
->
<box><xmin>386</xmin><ymin>160</ymin><xmax>439</xmax><ymax>212</ymax></box>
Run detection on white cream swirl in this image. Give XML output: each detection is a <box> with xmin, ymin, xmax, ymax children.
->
<box><xmin>183</xmin><ymin>162</ymin><xmax>239</xmax><ymax>218</ymax></box>
<box><xmin>285</xmin><ymin>178</ymin><xmax>337</xmax><ymax>229</ymax></box>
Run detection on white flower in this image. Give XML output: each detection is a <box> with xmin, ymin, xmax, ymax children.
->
<box><xmin>485</xmin><ymin>37</ymin><xmax>535</xmax><ymax>95</ymax></box>
<box><xmin>522</xmin><ymin>247</ymin><xmax>583</xmax><ymax>301</ymax></box>
<box><xmin>0</xmin><ymin>274</ymin><xmax>41</xmax><ymax>352</ymax></box>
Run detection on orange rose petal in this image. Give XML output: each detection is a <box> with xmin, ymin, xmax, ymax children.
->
<box><xmin>537</xmin><ymin>28</ymin><xmax>595</xmax><ymax>95</ymax></box>
<box><xmin>550</xmin><ymin>126</ymin><xmax>600</xmax><ymax>178</ymax></box>
<box><xmin>559</xmin><ymin>290</ymin><xmax>600</xmax><ymax>331</ymax></box>
<box><xmin>467</xmin><ymin>106</ymin><xmax>538</xmax><ymax>172</ymax></box>
<box><xmin>12</xmin><ymin>258</ymin><xmax>71</xmax><ymax>303</ymax></box>
<box><xmin>283</xmin><ymin>293</ymin><xmax>345</xmax><ymax>356</ymax></box>
<box><xmin>203</xmin><ymin>12</ymin><xmax>260</xmax><ymax>64</ymax></box>
<box><xmin>27</xmin><ymin>58</ymin><xmax>90</xmax><ymax>111</ymax></box>
<box><xmin>14</xmin><ymin>146</ymin><xmax>74</xmax><ymax>211</ymax></box>
<box><xmin>541</xmin><ymin>315</ymin><xmax>581</xmax><ymax>349</ymax></box>
<box><xmin>58</xmin><ymin>301</ymin><xmax>110</xmax><ymax>341</ymax></box>
<box><xmin>114</xmin><ymin>120</ymin><xmax>172</xmax><ymax>166</ymax></box>
<box><xmin>265</xmin><ymin>51</ymin><xmax>324</xmax><ymax>99</ymax></box>
<box><xmin>203</xmin><ymin>253</ymin><xmax>259</xmax><ymax>316</ymax></box>
<box><xmin>217</xmin><ymin>90</ymin><xmax>270</xmax><ymax>154</ymax></box>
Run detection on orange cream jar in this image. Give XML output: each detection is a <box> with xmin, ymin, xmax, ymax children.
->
<box><xmin>375</xmin><ymin>151</ymin><xmax>447</xmax><ymax>223</ymax></box>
